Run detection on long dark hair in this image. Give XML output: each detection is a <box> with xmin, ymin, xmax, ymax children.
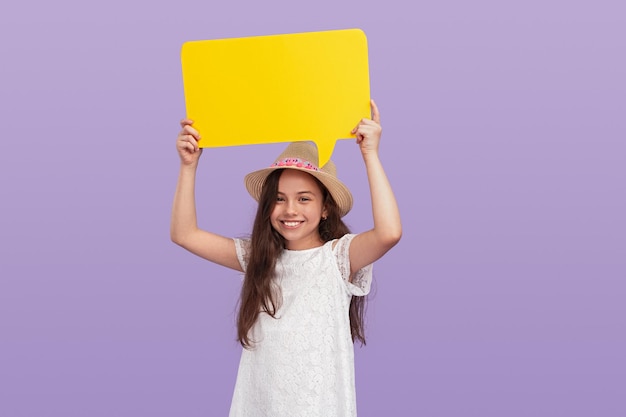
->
<box><xmin>237</xmin><ymin>169</ymin><xmax>367</xmax><ymax>348</ymax></box>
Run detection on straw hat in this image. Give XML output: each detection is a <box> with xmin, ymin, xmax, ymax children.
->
<box><xmin>244</xmin><ymin>142</ymin><xmax>353</xmax><ymax>217</ymax></box>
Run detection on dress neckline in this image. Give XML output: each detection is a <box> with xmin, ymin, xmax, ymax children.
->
<box><xmin>283</xmin><ymin>240</ymin><xmax>331</xmax><ymax>254</ymax></box>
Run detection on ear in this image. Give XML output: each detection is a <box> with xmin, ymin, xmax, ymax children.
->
<box><xmin>322</xmin><ymin>205</ymin><xmax>329</xmax><ymax>220</ymax></box>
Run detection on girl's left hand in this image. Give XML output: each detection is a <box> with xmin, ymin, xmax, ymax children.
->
<box><xmin>351</xmin><ymin>99</ymin><xmax>382</xmax><ymax>155</ymax></box>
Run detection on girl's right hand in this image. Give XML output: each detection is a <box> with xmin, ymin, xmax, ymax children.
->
<box><xmin>176</xmin><ymin>119</ymin><xmax>202</xmax><ymax>165</ymax></box>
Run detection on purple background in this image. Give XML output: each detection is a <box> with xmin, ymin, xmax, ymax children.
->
<box><xmin>1</xmin><ymin>0</ymin><xmax>624</xmax><ymax>416</ymax></box>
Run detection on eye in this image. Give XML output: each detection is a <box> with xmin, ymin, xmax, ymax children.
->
<box><xmin>276</xmin><ymin>196</ymin><xmax>285</xmax><ymax>202</ymax></box>
<box><xmin>299</xmin><ymin>196</ymin><xmax>311</xmax><ymax>202</ymax></box>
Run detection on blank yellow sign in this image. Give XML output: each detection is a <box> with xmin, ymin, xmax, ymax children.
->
<box><xmin>181</xmin><ymin>28</ymin><xmax>370</xmax><ymax>166</ymax></box>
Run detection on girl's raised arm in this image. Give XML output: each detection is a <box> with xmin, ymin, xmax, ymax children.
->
<box><xmin>348</xmin><ymin>100</ymin><xmax>402</xmax><ymax>273</ymax></box>
<box><xmin>170</xmin><ymin>119</ymin><xmax>243</xmax><ymax>272</ymax></box>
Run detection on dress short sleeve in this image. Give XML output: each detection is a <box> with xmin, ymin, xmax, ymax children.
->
<box><xmin>332</xmin><ymin>234</ymin><xmax>373</xmax><ymax>296</ymax></box>
<box><xmin>233</xmin><ymin>238</ymin><xmax>251</xmax><ymax>272</ymax></box>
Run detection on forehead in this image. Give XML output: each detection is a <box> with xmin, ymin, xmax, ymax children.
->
<box><xmin>277</xmin><ymin>169</ymin><xmax>322</xmax><ymax>193</ymax></box>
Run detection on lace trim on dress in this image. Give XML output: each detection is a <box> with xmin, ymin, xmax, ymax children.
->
<box><xmin>332</xmin><ymin>234</ymin><xmax>373</xmax><ymax>297</ymax></box>
<box><xmin>233</xmin><ymin>238</ymin><xmax>251</xmax><ymax>272</ymax></box>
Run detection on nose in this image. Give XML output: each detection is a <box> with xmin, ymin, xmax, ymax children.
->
<box><xmin>285</xmin><ymin>200</ymin><xmax>298</xmax><ymax>216</ymax></box>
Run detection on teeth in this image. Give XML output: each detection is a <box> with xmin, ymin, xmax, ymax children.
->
<box><xmin>283</xmin><ymin>221</ymin><xmax>301</xmax><ymax>227</ymax></box>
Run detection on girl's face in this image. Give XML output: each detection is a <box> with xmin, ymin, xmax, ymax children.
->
<box><xmin>271</xmin><ymin>169</ymin><xmax>328</xmax><ymax>250</ymax></box>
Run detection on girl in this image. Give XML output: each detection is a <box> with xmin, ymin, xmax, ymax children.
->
<box><xmin>171</xmin><ymin>100</ymin><xmax>401</xmax><ymax>417</ymax></box>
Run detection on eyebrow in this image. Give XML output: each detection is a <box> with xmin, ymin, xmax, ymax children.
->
<box><xmin>276</xmin><ymin>190</ymin><xmax>315</xmax><ymax>195</ymax></box>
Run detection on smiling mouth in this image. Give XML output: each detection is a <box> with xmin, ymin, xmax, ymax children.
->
<box><xmin>281</xmin><ymin>221</ymin><xmax>303</xmax><ymax>228</ymax></box>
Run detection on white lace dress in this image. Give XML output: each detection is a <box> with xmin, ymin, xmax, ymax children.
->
<box><xmin>229</xmin><ymin>234</ymin><xmax>373</xmax><ymax>417</ymax></box>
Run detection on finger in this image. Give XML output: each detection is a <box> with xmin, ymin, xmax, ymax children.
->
<box><xmin>356</xmin><ymin>120</ymin><xmax>378</xmax><ymax>131</ymax></box>
<box><xmin>352</xmin><ymin>125</ymin><xmax>367</xmax><ymax>135</ymax></box>
<box><xmin>178</xmin><ymin>134</ymin><xmax>197</xmax><ymax>144</ymax></box>
<box><xmin>354</xmin><ymin>124</ymin><xmax>381</xmax><ymax>139</ymax></box>
<box><xmin>179</xmin><ymin>135</ymin><xmax>199</xmax><ymax>151</ymax></box>
<box><xmin>185</xmin><ymin>136</ymin><xmax>199</xmax><ymax>152</ymax></box>
<box><xmin>188</xmin><ymin>136</ymin><xmax>199</xmax><ymax>152</ymax></box>
<box><xmin>352</xmin><ymin>121</ymin><xmax>364</xmax><ymax>134</ymax></box>
<box><xmin>180</xmin><ymin>118</ymin><xmax>194</xmax><ymax>128</ymax></box>
<box><xmin>370</xmin><ymin>99</ymin><xmax>381</xmax><ymax>124</ymax></box>
<box><xmin>182</xmin><ymin>124</ymin><xmax>201</xmax><ymax>140</ymax></box>
<box><xmin>185</xmin><ymin>142</ymin><xmax>196</xmax><ymax>154</ymax></box>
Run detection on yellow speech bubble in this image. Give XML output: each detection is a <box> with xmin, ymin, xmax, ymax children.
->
<box><xmin>181</xmin><ymin>28</ymin><xmax>370</xmax><ymax>166</ymax></box>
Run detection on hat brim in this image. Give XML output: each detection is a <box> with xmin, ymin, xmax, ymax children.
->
<box><xmin>244</xmin><ymin>166</ymin><xmax>353</xmax><ymax>217</ymax></box>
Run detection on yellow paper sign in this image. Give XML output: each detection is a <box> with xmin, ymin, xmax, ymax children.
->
<box><xmin>181</xmin><ymin>28</ymin><xmax>370</xmax><ymax>166</ymax></box>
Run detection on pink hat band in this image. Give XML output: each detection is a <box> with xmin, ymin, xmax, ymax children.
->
<box><xmin>270</xmin><ymin>158</ymin><xmax>320</xmax><ymax>171</ymax></box>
